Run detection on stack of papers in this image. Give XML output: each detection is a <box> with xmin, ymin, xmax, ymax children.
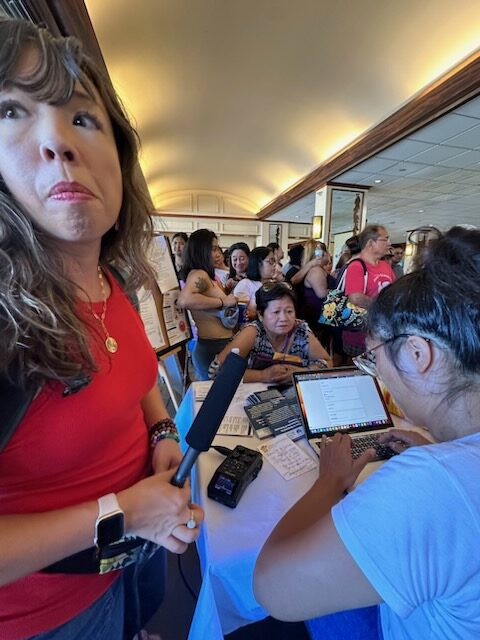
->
<box><xmin>244</xmin><ymin>388</ymin><xmax>305</xmax><ymax>441</ymax></box>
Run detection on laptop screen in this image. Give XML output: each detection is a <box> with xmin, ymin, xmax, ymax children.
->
<box><xmin>293</xmin><ymin>368</ymin><xmax>393</xmax><ymax>437</ymax></box>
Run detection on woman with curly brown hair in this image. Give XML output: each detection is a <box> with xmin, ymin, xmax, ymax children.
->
<box><xmin>0</xmin><ymin>18</ymin><xmax>202</xmax><ymax>640</ymax></box>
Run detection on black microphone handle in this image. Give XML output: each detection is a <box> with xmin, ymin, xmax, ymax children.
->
<box><xmin>185</xmin><ymin>351</ymin><xmax>247</xmax><ymax>451</ymax></box>
<box><xmin>171</xmin><ymin>447</ymin><xmax>198</xmax><ymax>488</ymax></box>
<box><xmin>170</xmin><ymin>351</ymin><xmax>247</xmax><ymax>488</ymax></box>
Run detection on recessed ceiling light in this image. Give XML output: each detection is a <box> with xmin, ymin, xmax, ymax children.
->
<box><xmin>418</xmin><ymin>209</ymin><xmax>424</xmax><ymax>213</ymax></box>
<box><xmin>374</xmin><ymin>179</ymin><xmax>382</xmax><ymax>184</ymax></box>
<box><xmin>295</xmin><ymin>215</ymin><xmax>299</xmax><ymax>219</ymax></box>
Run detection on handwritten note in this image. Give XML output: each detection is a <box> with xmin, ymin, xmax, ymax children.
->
<box><xmin>258</xmin><ymin>435</ymin><xmax>317</xmax><ymax>480</ymax></box>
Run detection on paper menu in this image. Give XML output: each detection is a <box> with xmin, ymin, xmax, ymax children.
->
<box><xmin>148</xmin><ymin>236</ymin><xmax>179</xmax><ymax>293</ymax></box>
<box><xmin>193</xmin><ymin>381</ymin><xmax>213</xmax><ymax>401</ymax></box>
<box><xmin>258</xmin><ymin>435</ymin><xmax>317</xmax><ymax>480</ymax></box>
<box><xmin>137</xmin><ymin>286</ymin><xmax>167</xmax><ymax>350</ymax></box>
<box><xmin>162</xmin><ymin>290</ymin><xmax>190</xmax><ymax>346</ymax></box>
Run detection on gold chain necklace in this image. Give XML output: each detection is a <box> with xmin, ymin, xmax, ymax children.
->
<box><xmin>90</xmin><ymin>266</ymin><xmax>118</xmax><ymax>354</ymax></box>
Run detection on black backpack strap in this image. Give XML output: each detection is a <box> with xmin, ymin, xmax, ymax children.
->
<box><xmin>347</xmin><ymin>258</ymin><xmax>367</xmax><ymax>274</ymax></box>
<box><xmin>342</xmin><ymin>258</ymin><xmax>368</xmax><ymax>294</ymax></box>
<box><xmin>0</xmin><ymin>376</ymin><xmax>37</xmax><ymax>453</ymax></box>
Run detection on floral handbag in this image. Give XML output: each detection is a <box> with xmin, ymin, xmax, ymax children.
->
<box><xmin>318</xmin><ymin>289</ymin><xmax>367</xmax><ymax>330</ymax></box>
<box><xmin>318</xmin><ymin>258</ymin><xmax>368</xmax><ymax>330</ymax></box>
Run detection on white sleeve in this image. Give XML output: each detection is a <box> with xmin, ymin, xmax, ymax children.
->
<box><xmin>331</xmin><ymin>446</ymin><xmax>479</xmax><ymax>618</ymax></box>
<box><xmin>234</xmin><ymin>279</ymin><xmax>255</xmax><ymax>302</ymax></box>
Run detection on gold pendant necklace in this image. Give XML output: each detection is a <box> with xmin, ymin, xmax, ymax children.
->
<box><xmin>90</xmin><ymin>266</ymin><xmax>118</xmax><ymax>354</ymax></box>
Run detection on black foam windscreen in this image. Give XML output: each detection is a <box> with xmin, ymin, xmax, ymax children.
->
<box><xmin>185</xmin><ymin>351</ymin><xmax>247</xmax><ymax>451</ymax></box>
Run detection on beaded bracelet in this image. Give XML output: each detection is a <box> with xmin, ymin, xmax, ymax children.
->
<box><xmin>149</xmin><ymin>418</ymin><xmax>180</xmax><ymax>448</ymax></box>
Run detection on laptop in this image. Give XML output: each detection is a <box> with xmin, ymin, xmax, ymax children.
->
<box><xmin>292</xmin><ymin>367</ymin><xmax>396</xmax><ymax>461</ymax></box>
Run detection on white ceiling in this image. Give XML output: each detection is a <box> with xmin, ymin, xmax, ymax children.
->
<box><xmin>269</xmin><ymin>95</ymin><xmax>480</xmax><ymax>239</ymax></box>
<box><xmin>84</xmin><ymin>1</ymin><xmax>480</xmax><ymax>235</ymax></box>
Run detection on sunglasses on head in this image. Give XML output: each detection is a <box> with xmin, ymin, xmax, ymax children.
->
<box><xmin>260</xmin><ymin>281</ymin><xmax>293</xmax><ymax>293</ymax></box>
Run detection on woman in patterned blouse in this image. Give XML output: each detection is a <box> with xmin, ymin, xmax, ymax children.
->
<box><xmin>211</xmin><ymin>283</ymin><xmax>332</xmax><ymax>383</ymax></box>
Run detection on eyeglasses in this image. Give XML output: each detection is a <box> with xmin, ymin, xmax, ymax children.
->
<box><xmin>261</xmin><ymin>281</ymin><xmax>293</xmax><ymax>292</ymax></box>
<box><xmin>353</xmin><ymin>334</ymin><xmax>431</xmax><ymax>377</ymax></box>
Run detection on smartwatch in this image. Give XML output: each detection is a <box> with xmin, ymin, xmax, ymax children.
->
<box><xmin>94</xmin><ymin>493</ymin><xmax>125</xmax><ymax>549</ymax></box>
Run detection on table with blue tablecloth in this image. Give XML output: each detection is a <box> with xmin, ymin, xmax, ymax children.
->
<box><xmin>175</xmin><ymin>382</ymin><xmax>320</xmax><ymax>640</ymax></box>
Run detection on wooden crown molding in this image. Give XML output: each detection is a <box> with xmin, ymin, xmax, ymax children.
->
<box><xmin>257</xmin><ymin>50</ymin><xmax>480</xmax><ymax>220</ymax></box>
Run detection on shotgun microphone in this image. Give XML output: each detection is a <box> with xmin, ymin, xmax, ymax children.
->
<box><xmin>171</xmin><ymin>350</ymin><xmax>247</xmax><ymax>487</ymax></box>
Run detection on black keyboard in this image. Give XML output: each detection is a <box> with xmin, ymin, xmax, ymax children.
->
<box><xmin>351</xmin><ymin>434</ymin><xmax>396</xmax><ymax>461</ymax></box>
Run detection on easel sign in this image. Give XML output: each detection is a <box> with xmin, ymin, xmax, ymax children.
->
<box><xmin>138</xmin><ymin>234</ymin><xmax>192</xmax><ymax>359</ymax></box>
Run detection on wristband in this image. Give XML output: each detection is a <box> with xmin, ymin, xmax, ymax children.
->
<box><xmin>149</xmin><ymin>418</ymin><xmax>180</xmax><ymax>448</ymax></box>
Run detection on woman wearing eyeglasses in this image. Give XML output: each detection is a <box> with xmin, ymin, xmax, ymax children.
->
<box><xmin>254</xmin><ymin>226</ymin><xmax>480</xmax><ymax>640</ymax></box>
<box><xmin>233</xmin><ymin>246</ymin><xmax>277</xmax><ymax>320</ymax></box>
<box><xmin>211</xmin><ymin>283</ymin><xmax>331</xmax><ymax>384</ymax></box>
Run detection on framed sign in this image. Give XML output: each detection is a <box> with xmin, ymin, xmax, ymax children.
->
<box><xmin>268</xmin><ymin>223</ymin><xmax>282</xmax><ymax>246</ymax></box>
<box><xmin>140</xmin><ymin>234</ymin><xmax>192</xmax><ymax>358</ymax></box>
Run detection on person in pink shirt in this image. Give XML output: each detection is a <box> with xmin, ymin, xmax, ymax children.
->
<box><xmin>342</xmin><ymin>225</ymin><xmax>395</xmax><ymax>356</ymax></box>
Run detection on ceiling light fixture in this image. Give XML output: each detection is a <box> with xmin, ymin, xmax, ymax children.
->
<box><xmin>374</xmin><ymin>179</ymin><xmax>383</xmax><ymax>184</ymax></box>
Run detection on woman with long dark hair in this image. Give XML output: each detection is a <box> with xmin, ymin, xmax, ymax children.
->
<box><xmin>177</xmin><ymin>229</ymin><xmax>237</xmax><ymax>379</ymax></box>
<box><xmin>171</xmin><ymin>232</ymin><xmax>188</xmax><ymax>278</ymax></box>
<box><xmin>0</xmin><ymin>18</ymin><xmax>203</xmax><ymax>640</ymax></box>
<box><xmin>224</xmin><ymin>242</ymin><xmax>250</xmax><ymax>292</ymax></box>
<box><xmin>233</xmin><ymin>246</ymin><xmax>276</xmax><ymax>319</ymax></box>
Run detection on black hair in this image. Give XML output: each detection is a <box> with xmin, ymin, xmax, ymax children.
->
<box><xmin>345</xmin><ymin>235</ymin><xmax>361</xmax><ymax>255</ymax></box>
<box><xmin>246</xmin><ymin>247</ymin><xmax>272</xmax><ymax>281</ymax></box>
<box><xmin>255</xmin><ymin>283</ymin><xmax>297</xmax><ymax>315</ymax></box>
<box><xmin>369</xmin><ymin>226</ymin><xmax>480</xmax><ymax>378</ymax></box>
<box><xmin>287</xmin><ymin>244</ymin><xmax>304</xmax><ymax>267</ymax></box>
<box><xmin>182</xmin><ymin>229</ymin><xmax>217</xmax><ymax>279</ymax></box>
<box><xmin>172</xmin><ymin>232</ymin><xmax>188</xmax><ymax>243</ymax></box>
<box><xmin>228</xmin><ymin>242</ymin><xmax>251</xmax><ymax>278</ymax></box>
<box><xmin>267</xmin><ymin>242</ymin><xmax>280</xmax><ymax>251</ymax></box>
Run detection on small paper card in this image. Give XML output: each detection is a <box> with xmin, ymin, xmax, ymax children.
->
<box><xmin>194</xmin><ymin>381</ymin><xmax>213</xmax><ymax>402</ymax></box>
<box><xmin>217</xmin><ymin>415</ymin><xmax>251</xmax><ymax>437</ymax></box>
<box><xmin>258</xmin><ymin>434</ymin><xmax>317</xmax><ymax>480</ymax></box>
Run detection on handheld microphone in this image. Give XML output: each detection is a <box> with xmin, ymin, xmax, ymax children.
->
<box><xmin>171</xmin><ymin>350</ymin><xmax>247</xmax><ymax>487</ymax></box>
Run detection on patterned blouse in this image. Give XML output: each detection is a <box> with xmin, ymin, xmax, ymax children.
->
<box><xmin>247</xmin><ymin>319</ymin><xmax>324</xmax><ymax>370</ymax></box>
<box><xmin>208</xmin><ymin>319</ymin><xmax>327</xmax><ymax>379</ymax></box>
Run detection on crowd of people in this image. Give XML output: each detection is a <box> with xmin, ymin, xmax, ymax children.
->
<box><xmin>1</xmin><ymin>15</ymin><xmax>479</xmax><ymax>640</ymax></box>
<box><xmin>173</xmin><ymin>224</ymin><xmax>402</xmax><ymax>380</ymax></box>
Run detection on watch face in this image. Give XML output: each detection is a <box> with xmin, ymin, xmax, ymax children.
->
<box><xmin>96</xmin><ymin>512</ymin><xmax>125</xmax><ymax>547</ymax></box>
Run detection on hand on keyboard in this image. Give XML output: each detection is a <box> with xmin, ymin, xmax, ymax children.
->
<box><xmin>318</xmin><ymin>433</ymin><xmax>376</xmax><ymax>491</ymax></box>
<box><xmin>350</xmin><ymin>434</ymin><xmax>397</xmax><ymax>461</ymax></box>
